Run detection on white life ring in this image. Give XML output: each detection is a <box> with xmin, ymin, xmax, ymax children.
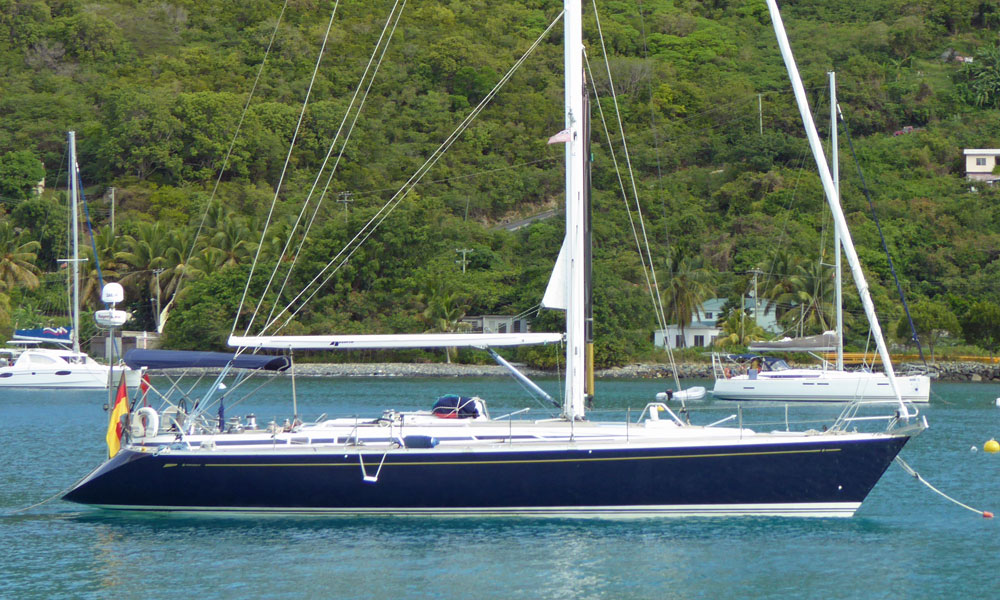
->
<box><xmin>134</xmin><ymin>406</ymin><xmax>159</xmax><ymax>438</ymax></box>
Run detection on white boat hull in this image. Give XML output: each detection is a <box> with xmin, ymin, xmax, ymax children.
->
<box><xmin>83</xmin><ymin>502</ymin><xmax>862</xmax><ymax>519</ymax></box>
<box><xmin>712</xmin><ymin>370</ymin><xmax>930</xmax><ymax>403</ymax></box>
<box><xmin>0</xmin><ymin>348</ymin><xmax>138</xmax><ymax>389</ymax></box>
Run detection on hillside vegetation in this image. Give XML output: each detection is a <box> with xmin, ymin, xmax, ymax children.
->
<box><xmin>3</xmin><ymin>0</ymin><xmax>1000</xmax><ymax>366</ymax></box>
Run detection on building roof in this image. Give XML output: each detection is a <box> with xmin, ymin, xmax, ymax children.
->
<box><xmin>964</xmin><ymin>149</ymin><xmax>1000</xmax><ymax>155</ymax></box>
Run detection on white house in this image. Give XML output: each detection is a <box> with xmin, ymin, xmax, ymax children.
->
<box><xmin>654</xmin><ymin>297</ymin><xmax>781</xmax><ymax>350</ymax></box>
<box><xmin>461</xmin><ymin>315</ymin><xmax>530</xmax><ymax>334</ymax></box>
<box><xmin>963</xmin><ymin>149</ymin><xmax>1000</xmax><ymax>183</ymax></box>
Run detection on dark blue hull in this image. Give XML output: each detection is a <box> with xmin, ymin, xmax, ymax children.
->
<box><xmin>63</xmin><ymin>435</ymin><xmax>909</xmax><ymax>517</ymax></box>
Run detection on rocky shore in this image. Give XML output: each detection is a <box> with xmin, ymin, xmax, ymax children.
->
<box><xmin>599</xmin><ymin>361</ymin><xmax>1000</xmax><ymax>382</ymax></box>
<box><xmin>601</xmin><ymin>361</ymin><xmax>1000</xmax><ymax>382</ymax></box>
<box><xmin>178</xmin><ymin>360</ymin><xmax>1000</xmax><ymax>383</ymax></box>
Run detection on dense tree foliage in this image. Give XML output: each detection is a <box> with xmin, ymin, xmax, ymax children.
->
<box><xmin>4</xmin><ymin>0</ymin><xmax>1000</xmax><ymax>364</ymax></box>
<box><xmin>0</xmin><ymin>150</ymin><xmax>45</xmax><ymax>205</ymax></box>
<box><xmin>961</xmin><ymin>300</ymin><xmax>1000</xmax><ymax>357</ymax></box>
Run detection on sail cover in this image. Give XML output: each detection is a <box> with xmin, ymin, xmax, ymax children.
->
<box><xmin>748</xmin><ymin>331</ymin><xmax>837</xmax><ymax>352</ymax></box>
<box><xmin>125</xmin><ymin>349</ymin><xmax>290</xmax><ymax>371</ymax></box>
<box><xmin>229</xmin><ymin>332</ymin><xmax>563</xmax><ymax>351</ymax></box>
<box><xmin>13</xmin><ymin>326</ymin><xmax>72</xmax><ymax>343</ymax></box>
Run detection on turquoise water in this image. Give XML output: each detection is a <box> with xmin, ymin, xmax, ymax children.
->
<box><xmin>2</xmin><ymin>377</ymin><xmax>998</xmax><ymax>599</ymax></box>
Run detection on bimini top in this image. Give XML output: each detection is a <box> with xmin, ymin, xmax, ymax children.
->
<box><xmin>124</xmin><ymin>349</ymin><xmax>290</xmax><ymax>371</ymax></box>
<box><xmin>13</xmin><ymin>326</ymin><xmax>72</xmax><ymax>344</ymax></box>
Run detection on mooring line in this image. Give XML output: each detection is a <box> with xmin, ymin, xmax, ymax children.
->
<box><xmin>895</xmin><ymin>456</ymin><xmax>993</xmax><ymax>519</ymax></box>
<box><xmin>7</xmin><ymin>485</ymin><xmax>75</xmax><ymax>515</ymax></box>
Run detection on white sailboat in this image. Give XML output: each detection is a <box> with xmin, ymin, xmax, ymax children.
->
<box><xmin>0</xmin><ymin>132</ymin><xmax>136</xmax><ymax>390</ymax></box>
<box><xmin>64</xmin><ymin>0</ymin><xmax>925</xmax><ymax>517</ymax></box>
<box><xmin>711</xmin><ymin>73</ymin><xmax>931</xmax><ymax>404</ymax></box>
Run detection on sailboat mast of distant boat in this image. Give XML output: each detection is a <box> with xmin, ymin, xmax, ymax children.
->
<box><xmin>68</xmin><ymin>131</ymin><xmax>82</xmax><ymax>355</ymax></box>
<box><xmin>830</xmin><ymin>71</ymin><xmax>844</xmax><ymax>372</ymax></box>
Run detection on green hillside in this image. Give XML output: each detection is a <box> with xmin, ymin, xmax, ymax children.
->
<box><xmin>3</xmin><ymin>0</ymin><xmax>1000</xmax><ymax>365</ymax></box>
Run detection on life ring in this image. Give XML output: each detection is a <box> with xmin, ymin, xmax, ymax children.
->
<box><xmin>134</xmin><ymin>407</ymin><xmax>159</xmax><ymax>438</ymax></box>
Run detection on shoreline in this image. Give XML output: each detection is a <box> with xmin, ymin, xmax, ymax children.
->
<box><xmin>166</xmin><ymin>361</ymin><xmax>1000</xmax><ymax>383</ymax></box>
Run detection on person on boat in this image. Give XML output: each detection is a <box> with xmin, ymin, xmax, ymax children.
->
<box><xmin>748</xmin><ymin>357</ymin><xmax>761</xmax><ymax>380</ymax></box>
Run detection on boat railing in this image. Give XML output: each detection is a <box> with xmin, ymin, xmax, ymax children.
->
<box><xmin>832</xmin><ymin>398</ymin><xmax>921</xmax><ymax>433</ymax></box>
<box><xmin>493</xmin><ymin>408</ymin><xmax>532</xmax><ymax>420</ymax></box>
<box><xmin>710</xmin><ymin>352</ymin><xmax>727</xmax><ymax>379</ymax></box>
<box><xmin>705</xmin><ymin>414</ymin><xmax>738</xmax><ymax>428</ymax></box>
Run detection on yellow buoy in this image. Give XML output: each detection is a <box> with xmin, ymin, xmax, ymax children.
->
<box><xmin>985</xmin><ymin>439</ymin><xmax>1000</xmax><ymax>453</ymax></box>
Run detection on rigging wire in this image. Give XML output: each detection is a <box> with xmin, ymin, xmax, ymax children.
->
<box><xmin>586</xmin><ymin>3</ymin><xmax>691</xmax><ymax>396</ymax></box>
<box><xmin>167</xmin><ymin>0</ymin><xmax>289</xmax><ymax>333</ymax></box>
<box><xmin>235</xmin><ymin>0</ymin><xmax>342</xmax><ymax>339</ymax></box>
<box><xmin>837</xmin><ymin>103</ymin><xmax>927</xmax><ymax>367</ymax></box>
<box><xmin>76</xmin><ymin>172</ymin><xmax>105</xmax><ymax>294</ymax></box>
<box><xmin>259</xmin><ymin>14</ymin><xmax>564</xmax><ymax>334</ymax></box>
<box><xmin>257</xmin><ymin>0</ymin><xmax>407</xmax><ymax>335</ymax></box>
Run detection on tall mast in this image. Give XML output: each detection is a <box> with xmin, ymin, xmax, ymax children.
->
<box><xmin>766</xmin><ymin>0</ymin><xmax>909</xmax><ymax>418</ymax></box>
<box><xmin>563</xmin><ymin>0</ymin><xmax>586</xmax><ymax>420</ymax></box>
<box><xmin>830</xmin><ymin>72</ymin><xmax>843</xmax><ymax>372</ymax></box>
<box><xmin>68</xmin><ymin>131</ymin><xmax>81</xmax><ymax>355</ymax></box>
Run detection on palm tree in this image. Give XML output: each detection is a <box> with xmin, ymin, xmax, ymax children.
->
<box><xmin>418</xmin><ymin>275</ymin><xmax>471</xmax><ymax>363</ymax></box>
<box><xmin>80</xmin><ymin>225</ymin><xmax>124</xmax><ymax>309</ymax></box>
<box><xmin>208</xmin><ymin>215</ymin><xmax>256</xmax><ymax>268</ymax></box>
<box><xmin>188</xmin><ymin>247</ymin><xmax>230</xmax><ymax>279</ymax></box>
<box><xmin>660</xmin><ymin>248</ymin><xmax>714</xmax><ymax>347</ymax></box>
<box><xmin>768</xmin><ymin>259</ymin><xmax>835</xmax><ymax>336</ymax></box>
<box><xmin>0</xmin><ymin>291</ymin><xmax>11</xmax><ymax>339</ymax></box>
<box><xmin>759</xmin><ymin>250</ymin><xmax>806</xmax><ymax>323</ymax></box>
<box><xmin>117</xmin><ymin>222</ymin><xmax>197</xmax><ymax>331</ymax></box>
<box><xmin>714</xmin><ymin>306</ymin><xmax>768</xmax><ymax>349</ymax></box>
<box><xmin>422</xmin><ymin>292</ymin><xmax>472</xmax><ymax>363</ymax></box>
<box><xmin>0</xmin><ymin>221</ymin><xmax>41</xmax><ymax>293</ymax></box>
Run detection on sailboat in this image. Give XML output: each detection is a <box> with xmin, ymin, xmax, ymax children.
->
<box><xmin>710</xmin><ymin>338</ymin><xmax>931</xmax><ymax>403</ymax></box>
<box><xmin>0</xmin><ymin>132</ymin><xmax>136</xmax><ymax>390</ymax></box>
<box><xmin>710</xmin><ymin>73</ymin><xmax>930</xmax><ymax>404</ymax></box>
<box><xmin>63</xmin><ymin>0</ymin><xmax>925</xmax><ymax>517</ymax></box>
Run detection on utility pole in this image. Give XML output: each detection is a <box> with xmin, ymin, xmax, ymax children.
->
<box><xmin>455</xmin><ymin>248</ymin><xmax>473</xmax><ymax>273</ymax></box>
<box><xmin>748</xmin><ymin>268</ymin><xmax>764</xmax><ymax>329</ymax></box>
<box><xmin>110</xmin><ymin>186</ymin><xmax>115</xmax><ymax>236</ymax></box>
<box><xmin>153</xmin><ymin>268</ymin><xmax>164</xmax><ymax>332</ymax></box>
<box><xmin>758</xmin><ymin>93</ymin><xmax>763</xmax><ymax>135</ymax></box>
<box><xmin>337</xmin><ymin>191</ymin><xmax>354</xmax><ymax>220</ymax></box>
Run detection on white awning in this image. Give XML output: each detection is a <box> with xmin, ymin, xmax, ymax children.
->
<box><xmin>228</xmin><ymin>332</ymin><xmax>563</xmax><ymax>351</ymax></box>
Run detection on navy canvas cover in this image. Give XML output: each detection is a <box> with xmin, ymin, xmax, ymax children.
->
<box><xmin>431</xmin><ymin>395</ymin><xmax>481</xmax><ymax>418</ymax></box>
<box><xmin>124</xmin><ymin>349</ymin><xmax>290</xmax><ymax>371</ymax></box>
<box><xmin>13</xmin><ymin>326</ymin><xmax>72</xmax><ymax>343</ymax></box>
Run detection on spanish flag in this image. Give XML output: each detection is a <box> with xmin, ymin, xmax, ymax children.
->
<box><xmin>106</xmin><ymin>373</ymin><xmax>130</xmax><ymax>458</ymax></box>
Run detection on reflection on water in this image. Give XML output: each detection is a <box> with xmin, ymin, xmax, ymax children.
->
<box><xmin>93</xmin><ymin>527</ymin><xmax>127</xmax><ymax>593</ymax></box>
